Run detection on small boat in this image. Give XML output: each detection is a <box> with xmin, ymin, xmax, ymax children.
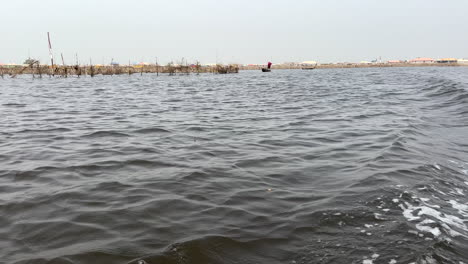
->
<box><xmin>301</xmin><ymin>61</ymin><xmax>318</xmax><ymax>70</ymax></box>
<box><xmin>261</xmin><ymin>62</ymin><xmax>272</xmax><ymax>72</ymax></box>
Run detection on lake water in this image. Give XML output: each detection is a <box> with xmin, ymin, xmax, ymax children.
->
<box><xmin>1</xmin><ymin>67</ymin><xmax>468</xmax><ymax>264</ymax></box>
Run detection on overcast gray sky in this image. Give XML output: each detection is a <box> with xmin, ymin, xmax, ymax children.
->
<box><xmin>1</xmin><ymin>0</ymin><xmax>467</xmax><ymax>65</ymax></box>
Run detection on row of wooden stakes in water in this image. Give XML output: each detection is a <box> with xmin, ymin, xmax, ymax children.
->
<box><xmin>0</xmin><ymin>63</ymin><xmax>240</xmax><ymax>78</ymax></box>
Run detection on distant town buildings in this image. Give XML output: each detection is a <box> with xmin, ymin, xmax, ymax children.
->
<box><xmin>436</xmin><ymin>58</ymin><xmax>457</xmax><ymax>63</ymax></box>
<box><xmin>409</xmin><ymin>57</ymin><xmax>434</xmax><ymax>63</ymax></box>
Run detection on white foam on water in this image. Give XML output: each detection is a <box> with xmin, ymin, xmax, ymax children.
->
<box><xmin>465</xmin><ymin>181</ymin><xmax>468</xmax><ymax>186</ymax></box>
<box><xmin>448</xmin><ymin>200</ymin><xmax>468</xmax><ymax>217</ymax></box>
<box><xmin>454</xmin><ymin>188</ymin><xmax>465</xmax><ymax>196</ymax></box>
<box><xmin>420</xmin><ymin>219</ymin><xmax>436</xmax><ymax>224</ymax></box>
<box><xmin>364</xmin><ymin>224</ymin><xmax>373</xmax><ymax>228</ymax></box>
<box><xmin>433</xmin><ymin>188</ymin><xmax>447</xmax><ymax>196</ymax></box>
<box><xmin>415</xmin><ymin>223</ymin><xmax>441</xmax><ymax>237</ymax></box>
<box><xmin>400</xmin><ymin>199</ymin><xmax>468</xmax><ymax>238</ymax></box>
<box><xmin>400</xmin><ymin>203</ymin><xmax>420</xmax><ymax>221</ymax></box>
<box><xmin>374</xmin><ymin>212</ymin><xmax>385</xmax><ymax>220</ymax></box>
<box><xmin>441</xmin><ymin>223</ymin><xmax>463</xmax><ymax>237</ymax></box>
<box><xmin>422</xmin><ymin>255</ymin><xmax>437</xmax><ymax>264</ymax></box>
<box><xmin>389</xmin><ymin>259</ymin><xmax>397</xmax><ymax>264</ymax></box>
<box><xmin>362</xmin><ymin>253</ymin><xmax>379</xmax><ymax>264</ymax></box>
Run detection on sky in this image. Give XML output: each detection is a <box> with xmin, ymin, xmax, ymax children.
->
<box><xmin>1</xmin><ymin>0</ymin><xmax>467</xmax><ymax>65</ymax></box>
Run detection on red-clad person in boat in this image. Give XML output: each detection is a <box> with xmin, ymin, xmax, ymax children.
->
<box><xmin>262</xmin><ymin>62</ymin><xmax>272</xmax><ymax>72</ymax></box>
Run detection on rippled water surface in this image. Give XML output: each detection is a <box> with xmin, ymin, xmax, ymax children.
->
<box><xmin>1</xmin><ymin>67</ymin><xmax>468</xmax><ymax>264</ymax></box>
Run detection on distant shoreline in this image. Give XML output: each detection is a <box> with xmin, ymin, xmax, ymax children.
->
<box><xmin>1</xmin><ymin>62</ymin><xmax>466</xmax><ymax>78</ymax></box>
<box><xmin>240</xmin><ymin>62</ymin><xmax>468</xmax><ymax>71</ymax></box>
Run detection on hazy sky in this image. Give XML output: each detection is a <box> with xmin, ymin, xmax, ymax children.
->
<box><xmin>1</xmin><ymin>0</ymin><xmax>467</xmax><ymax>64</ymax></box>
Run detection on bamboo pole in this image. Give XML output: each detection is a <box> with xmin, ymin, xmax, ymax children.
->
<box><xmin>47</xmin><ymin>32</ymin><xmax>55</xmax><ymax>76</ymax></box>
<box><xmin>61</xmin><ymin>53</ymin><xmax>67</xmax><ymax>78</ymax></box>
<box><xmin>75</xmin><ymin>53</ymin><xmax>81</xmax><ymax>77</ymax></box>
<box><xmin>37</xmin><ymin>63</ymin><xmax>42</xmax><ymax>78</ymax></box>
<box><xmin>89</xmin><ymin>59</ymin><xmax>94</xmax><ymax>77</ymax></box>
<box><xmin>156</xmin><ymin>57</ymin><xmax>159</xmax><ymax>76</ymax></box>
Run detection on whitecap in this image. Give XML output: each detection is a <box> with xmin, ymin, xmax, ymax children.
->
<box><xmin>448</xmin><ymin>200</ymin><xmax>468</xmax><ymax>217</ymax></box>
<box><xmin>415</xmin><ymin>223</ymin><xmax>441</xmax><ymax>237</ymax></box>
<box><xmin>454</xmin><ymin>188</ymin><xmax>465</xmax><ymax>196</ymax></box>
<box><xmin>400</xmin><ymin>203</ymin><xmax>420</xmax><ymax>221</ymax></box>
<box><xmin>441</xmin><ymin>223</ymin><xmax>463</xmax><ymax>237</ymax></box>
<box><xmin>400</xmin><ymin>200</ymin><xmax>468</xmax><ymax>238</ymax></box>
<box><xmin>362</xmin><ymin>253</ymin><xmax>379</xmax><ymax>264</ymax></box>
<box><xmin>374</xmin><ymin>213</ymin><xmax>385</xmax><ymax>220</ymax></box>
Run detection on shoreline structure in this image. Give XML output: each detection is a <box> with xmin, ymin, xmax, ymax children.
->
<box><xmin>243</xmin><ymin>62</ymin><xmax>467</xmax><ymax>70</ymax></box>
<box><xmin>0</xmin><ymin>62</ymin><xmax>466</xmax><ymax>78</ymax></box>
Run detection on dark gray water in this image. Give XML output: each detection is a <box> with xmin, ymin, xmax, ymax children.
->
<box><xmin>1</xmin><ymin>67</ymin><xmax>468</xmax><ymax>264</ymax></box>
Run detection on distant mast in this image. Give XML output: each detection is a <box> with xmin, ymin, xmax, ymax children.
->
<box><xmin>47</xmin><ymin>32</ymin><xmax>54</xmax><ymax>67</ymax></box>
